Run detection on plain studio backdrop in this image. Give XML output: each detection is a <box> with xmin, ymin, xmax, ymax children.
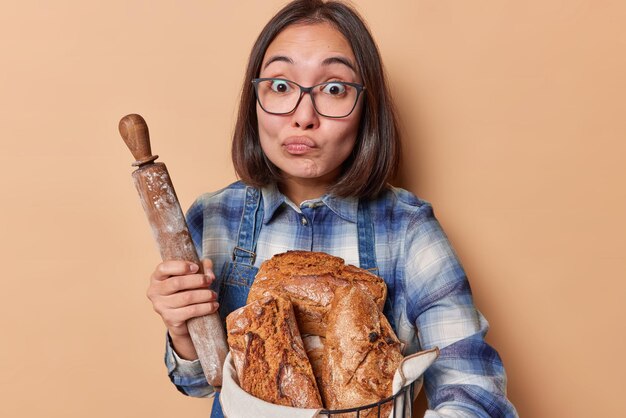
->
<box><xmin>0</xmin><ymin>1</ymin><xmax>624</xmax><ymax>417</ymax></box>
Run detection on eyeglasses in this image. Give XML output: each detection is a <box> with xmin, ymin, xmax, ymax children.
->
<box><xmin>251</xmin><ymin>78</ymin><xmax>365</xmax><ymax>118</ymax></box>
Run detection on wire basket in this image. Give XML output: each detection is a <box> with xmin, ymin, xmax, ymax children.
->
<box><xmin>318</xmin><ymin>379</ymin><xmax>416</xmax><ymax>417</ymax></box>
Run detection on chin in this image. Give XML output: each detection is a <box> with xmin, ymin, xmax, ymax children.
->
<box><xmin>282</xmin><ymin>164</ymin><xmax>322</xmax><ymax>179</ymax></box>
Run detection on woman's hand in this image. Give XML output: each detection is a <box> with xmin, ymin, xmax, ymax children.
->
<box><xmin>147</xmin><ymin>259</ymin><xmax>218</xmax><ymax>360</ymax></box>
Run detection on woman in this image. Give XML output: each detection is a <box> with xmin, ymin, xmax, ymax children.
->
<box><xmin>147</xmin><ymin>0</ymin><xmax>518</xmax><ymax>416</ymax></box>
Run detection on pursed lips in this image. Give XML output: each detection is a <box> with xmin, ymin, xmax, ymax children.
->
<box><xmin>282</xmin><ymin>136</ymin><xmax>316</xmax><ymax>154</ymax></box>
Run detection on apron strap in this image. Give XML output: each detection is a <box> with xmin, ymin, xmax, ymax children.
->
<box><xmin>232</xmin><ymin>187</ymin><xmax>264</xmax><ymax>265</ymax></box>
<box><xmin>357</xmin><ymin>199</ymin><xmax>378</xmax><ymax>271</ymax></box>
<box><xmin>358</xmin><ymin>199</ymin><xmax>397</xmax><ymax>331</ymax></box>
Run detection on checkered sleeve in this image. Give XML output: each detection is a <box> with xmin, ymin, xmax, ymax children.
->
<box><xmin>164</xmin><ymin>333</ymin><xmax>213</xmax><ymax>398</ymax></box>
<box><xmin>405</xmin><ymin>204</ymin><xmax>518</xmax><ymax>417</ymax></box>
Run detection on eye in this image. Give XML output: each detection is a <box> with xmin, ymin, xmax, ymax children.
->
<box><xmin>270</xmin><ymin>79</ymin><xmax>291</xmax><ymax>93</ymax></box>
<box><xmin>321</xmin><ymin>82</ymin><xmax>346</xmax><ymax>96</ymax></box>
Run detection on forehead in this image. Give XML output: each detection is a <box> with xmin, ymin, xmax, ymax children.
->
<box><xmin>262</xmin><ymin>22</ymin><xmax>356</xmax><ymax>68</ymax></box>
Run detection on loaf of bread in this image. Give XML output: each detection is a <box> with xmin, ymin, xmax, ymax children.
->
<box><xmin>229</xmin><ymin>251</ymin><xmax>403</xmax><ymax>414</ymax></box>
<box><xmin>247</xmin><ymin>251</ymin><xmax>387</xmax><ymax>337</ymax></box>
<box><xmin>322</xmin><ymin>286</ymin><xmax>404</xmax><ymax>416</ymax></box>
<box><xmin>225</xmin><ymin>293</ymin><xmax>323</xmax><ymax>408</ymax></box>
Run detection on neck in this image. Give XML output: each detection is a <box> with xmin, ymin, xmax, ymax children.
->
<box><xmin>279</xmin><ymin>177</ymin><xmax>330</xmax><ymax>206</ymax></box>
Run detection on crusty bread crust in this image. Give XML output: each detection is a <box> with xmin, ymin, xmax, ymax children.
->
<box><xmin>248</xmin><ymin>251</ymin><xmax>387</xmax><ymax>337</ymax></box>
<box><xmin>322</xmin><ymin>286</ymin><xmax>403</xmax><ymax>416</ymax></box>
<box><xmin>225</xmin><ymin>293</ymin><xmax>323</xmax><ymax>408</ymax></box>
<box><xmin>228</xmin><ymin>251</ymin><xmax>402</xmax><ymax>414</ymax></box>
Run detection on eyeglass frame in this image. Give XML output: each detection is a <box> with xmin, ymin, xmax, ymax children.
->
<box><xmin>251</xmin><ymin>77</ymin><xmax>366</xmax><ymax>119</ymax></box>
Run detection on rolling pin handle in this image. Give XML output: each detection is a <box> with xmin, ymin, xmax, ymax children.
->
<box><xmin>119</xmin><ymin>114</ymin><xmax>159</xmax><ymax>166</ymax></box>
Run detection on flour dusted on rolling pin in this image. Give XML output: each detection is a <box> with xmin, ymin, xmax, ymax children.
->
<box><xmin>134</xmin><ymin>165</ymin><xmax>196</xmax><ymax>260</ymax></box>
<box><xmin>118</xmin><ymin>113</ymin><xmax>228</xmax><ymax>388</ymax></box>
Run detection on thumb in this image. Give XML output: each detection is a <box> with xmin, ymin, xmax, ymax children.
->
<box><xmin>201</xmin><ymin>258</ymin><xmax>215</xmax><ymax>279</ymax></box>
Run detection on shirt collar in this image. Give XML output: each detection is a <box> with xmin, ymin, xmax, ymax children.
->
<box><xmin>261</xmin><ymin>183</ymin><xmax>286</xmax><ymax>224</ymax></box>
<box><xmin>261</xmin><ymin>183</ymin><xmax>358</xmax><ymax>224</ymax></box>
<box><xmin>320</xmin><ymin>193</ymin><xmax>358</xmax><ymax>223</ymax></box>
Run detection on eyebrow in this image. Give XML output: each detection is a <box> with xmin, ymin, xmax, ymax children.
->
<box><xmin>262</xmin><ymin>55</ymin><xmax>357</xmax><ymax>72</ymax></box>
<box><xmin>321</xmin><ymin>56</ymin><xmax>356</xmax><ymax>72</ymax></box>
<box><xmin>263</xmin><ymin>55</ymin><xmax>294</xmax><ymax>70</ymax></box>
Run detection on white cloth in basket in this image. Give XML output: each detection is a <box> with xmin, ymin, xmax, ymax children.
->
<box><xmin>220</xmin><ymin>348</ymin><xmax>439</xmax><ymax>418</ymax></box>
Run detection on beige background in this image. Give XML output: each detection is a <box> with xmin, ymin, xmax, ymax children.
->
<box><xmin>1</xmin><ymin>0</ymin><xmax>624</xmax><ymax>417</ymax></box>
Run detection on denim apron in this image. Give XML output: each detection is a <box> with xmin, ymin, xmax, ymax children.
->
<box><xmin>210</xmin><ymin>187</ymin><xmax>390</xmax><ymax>417</ymax></box>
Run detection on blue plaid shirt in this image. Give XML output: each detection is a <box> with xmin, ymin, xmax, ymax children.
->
<box><xmin>165</xmin><ymin>181</ymin><xmax>517</xmax><ymax>417</ymax></box>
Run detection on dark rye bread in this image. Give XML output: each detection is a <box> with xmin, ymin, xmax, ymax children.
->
<box><xmin>322</xmin><ymin>286</ymin><xmax>403</xmax><ymax>416</ymax></box>
<box><xmin>247</xmin><ymin>251</ymin><xmax>387</xmax><ymax>337</ymax></box>
<box><xmin>225</xmin><ymin>293</ymin><xmax>323</xmax><ymax>409</ymax></box>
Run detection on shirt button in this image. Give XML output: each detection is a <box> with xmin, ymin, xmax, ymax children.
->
<box><xmin>301</xmin><ymin>217</ymin><xmax>308</xmax><ymax>226</ymax></box>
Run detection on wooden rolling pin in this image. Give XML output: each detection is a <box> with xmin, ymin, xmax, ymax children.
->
<box><xmin>119</xmin><ymin>113</ymin><xmax>227</xmax><ymax>388</ymax></box>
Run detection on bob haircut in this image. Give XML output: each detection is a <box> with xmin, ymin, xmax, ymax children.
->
<box><xmin>232</xmin><ymin>0</ymin><xmax>401</xmax><ymax>199</ymax></box>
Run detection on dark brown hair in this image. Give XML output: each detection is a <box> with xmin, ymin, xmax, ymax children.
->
<box><xmin>232</xmin><ymin>0</ymin><xmax>401</xmax><ymax>198</ymax></box>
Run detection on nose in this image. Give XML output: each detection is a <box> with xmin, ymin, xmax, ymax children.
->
<box><xmin>291</xmin><ymin>92</ymin><xmax>319</xmax><ymax>130</ymax></box>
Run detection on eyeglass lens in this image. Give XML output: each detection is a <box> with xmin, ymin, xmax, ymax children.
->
<box><xmin>255</xmin><ymin>79</ymin><xmax>359</xmax><ymax>117</ymax></box>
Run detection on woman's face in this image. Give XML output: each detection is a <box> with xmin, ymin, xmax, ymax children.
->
<box><xmin>257</xmin><ymin>22</ymin><xmax>363</xmax><ymax>196</ymax></box>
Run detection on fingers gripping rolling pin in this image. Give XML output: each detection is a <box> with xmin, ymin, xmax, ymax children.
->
<box><xmin>119</xmin><ymin>114</ymin><xmax>227</xmax><ymax>388</ymax></box>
